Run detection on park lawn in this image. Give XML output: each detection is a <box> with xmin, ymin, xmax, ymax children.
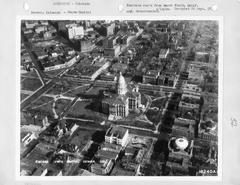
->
<box><xmin>146</xmin><ymin>109</ymin><xmax>162</xmax><ymax>125</ymax></box>
<box><xmin>21</xmin><ymin>93</ymin><xmax>29</xmax><ymax>101</ymax></box>
<box><xmin>55</xmin><ymin>99</ymin><xmax>72</xmax><ymax>115</ymax></box>
<box><xmin>66</xmin><ymin>101</ymin><xmax>107</xmax><ymax>122</ymax></box>
<box><xmin>116</xmin><ymin>120</ymin><xmax>155</xmax><ymax>130</ymax></box>
<box><xmin>29</xmin><ymin>96</ymin><xmax>54</xmax><ymax>115</ymax></box>
<box><xmin>69</xmin><ymin>128</ymin><xmax>96</xmax><ymax>151</ymax></box>
<box><xmin>21</xmin><ymin>78</ymin><xmax>43</xmax><ymax>91</ymax></box>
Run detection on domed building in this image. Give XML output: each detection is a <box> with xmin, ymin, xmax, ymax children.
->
<box><xmin>102</xmin><ymin>72</ymin><xmax>141</xmax><ymax>119</ymax></box>
<box><xmin>166</xmin><ymin>136</ymin><xmax>194</xmax><ymax>175</ymax></box>
<box><xmin>168</xmin><ymin>136</ymin><xmax>193</xmax><ymax>156</ymax></box>
<box><xmin>175</xmin><ymin>137</ymin><xmax>189</xmax><ymax>150</ymax></box>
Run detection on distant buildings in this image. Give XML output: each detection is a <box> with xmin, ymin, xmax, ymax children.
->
<box><xmin>80</xmin><ymin>39</ymin><xmax>95</xmax><ymax>52</ymax></box>
<box><xmin>111</xmin><ymin>63</ymin><xmax>128</xmax><ymax>74</ymax></box>
<box><xmin>172</xmin><ymin>117</ymin><xmax>195</xmax><ymax>139</ymax></box>
<box><xmin>104</xmin><ymin>45</ymin><xmax>121</xmax><ymax>57</ymax></box>
<box><xmin>142</xmin><ymin>70</ymin><xmax>177</xmax><ymax>87</ymax></box>
<box><xmin>157</xmin><ymin>72</ymin><xmax>177</xmax><ymax>87</ymax></box>
<box><xmin>105</xmin><ymin>23</ymin><xmax>115</xmax><ymax>36</ymax></box>
<box><xmin>57</xmin><ymin>21</ymin><xmax>74</xmax><ymax>31</ymax></box>
<box><xmin>23</xmin><ymin>20</ymin><xmax>57</xmax><ymax>42</ymax></box>
<box><xmin>44</xmin><ymin>55</ymin><xmax>79</xmax><ymax>72</ymax></box>
<box><xmin>94</xmin><ymin>22</ymin><xmax>115</xmax><ymax>37</ymax></box>
<box><xmin>178</xmin><ymin>101</ymin><xmax>200</xmax><ymax>113</ymax></box>
<box><xmin>156</xmin><ymin>22</ymin><xmax>170</xmax><ymax>33</ymax></box>
<box><xmin>21</xmin><ymin>132</ymin><xmax>38</xmax><ymax>146</ymax></box>
<box><xmin>103</xmin><ymin>36</ymin><xmax>121</xmax><ymax>57</ymax></box>
<box><xmin>195</xmin><ymin>51</ymin><xmax>209</xmax><ymax>63</ymax></box>
<box><xmin>24</xmin><ymin>20</ymin><xmax>38</xmax><ymax>29</ymax></box>
<box><xmin>192</xmin><ymin>138</ymin><xmax>218</xmax><ymax>173</ymax></box>
<box><xmin>66</xmin><ymin>23</ymin><xmax>84</xmax><ymax>39</ymax></box>
<box><xmin>182</xmin><ymin>83</ymin><xmax>202</xmax><ymax>95</ymax></box>
<box><xmin>198</xmin><ymin>120</ymin><xmax>217</xmax><ymax>141</ymax></box>
<box><xmin>143</xmin><ymin>70</ymin><xmax>159</xmax><ymax>85</ymax></box>
<box><xmin>101</xmin><ymin>26</ymin><xmax>142</xmax><ymax>57</ymax></box>
<box><xmin>159</xmin><ymin>48</ymin><xmax>170</xmax><ymax>59</ymax></box>
<box><xmin>187</xmin><ymin>62</ymin><xmax>205</xmax><ymax>84</ymax></box>
<box><xmin>34</xmin><ymin>25</ymin><xmax>48</xmax><ymax>34</ymax></box>
<box><xmin>72</xmin><ymin>57</ymin><xmax>111</xmax><ymax>81</ymax></box>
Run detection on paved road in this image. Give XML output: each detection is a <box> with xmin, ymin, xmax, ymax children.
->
<box><xmin>158</xmin><ymin>23</ymin><xmax>200</xmax><ymax>135</ymax></box>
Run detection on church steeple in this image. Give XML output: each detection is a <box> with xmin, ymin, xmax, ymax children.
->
<box><xmin>117</xmin><ymin>72</ymin><xmax>127</xmax><ymax>95</ymax></box>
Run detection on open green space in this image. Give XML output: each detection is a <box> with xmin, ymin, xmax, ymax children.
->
<box><xmin>116</xmin><ymin>119</ymin><xmax>155</xmax><ymax>130</ymax></box>
<box><xmin>67</xmin><ymin>101</ymin><xmax>107</xmax><ymax>122</ymax></box>
<box><xmin>21</xmin><ymin>78</ymin><xmax>43</xmax><ymax>91</ymax></box>
<box><xmin>21</xmin><ymin>93</ymin><xmax>29</xmax><ymax>101</ymax></box>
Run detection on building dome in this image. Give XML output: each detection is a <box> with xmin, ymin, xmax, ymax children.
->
<box><xmin>175</xmin><ymin>137</ymin><xmax>189</xmax><ymax>150</ymax></box>
<box><xmin>117</xmin><ymin>72</ymin><xmax>127</xmax><ymax>95</ymax></box>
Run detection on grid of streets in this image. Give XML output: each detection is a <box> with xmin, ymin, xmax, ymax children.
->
<box><xmin>20</xmin><ymin>20</ymin><xmax>219</xmax><ymax>176</ymax></box>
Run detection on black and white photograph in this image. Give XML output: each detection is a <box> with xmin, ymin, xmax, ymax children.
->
<box><xmin>19</xmin><ymin>19</ymin><xmax>220</xmax><ymax>177</ymax></box>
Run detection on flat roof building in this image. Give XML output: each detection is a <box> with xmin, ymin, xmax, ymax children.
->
<box><xmin>105</xmin><ymin>125</ymin><xmax>129</xmax><ymax>147</ymax></box>
<box><xmin>159</xmin><ymin>48</ymin><xmax>169</xmax><ymax>59</ymax></box>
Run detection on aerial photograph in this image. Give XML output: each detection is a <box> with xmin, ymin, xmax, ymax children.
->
<box><xmin>20</xmin><ymin>19</ymin><xmax>219</xmax><ymax>176</ymax></box>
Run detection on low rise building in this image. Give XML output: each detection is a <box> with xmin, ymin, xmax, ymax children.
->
<box><xmin>178</xmin><ymin>101</ymin><xmax>200</xmax><ymax>113</ymax></box>
<box><xmin>80</xmin><ymin>39</ymin><xmax>95</xmax><ymax>52</ymax></box>
<box><xmin>172</xmin><ymin>117</ymin><xmax>196</xmax><ymax>139</ymax></box>
<box><xmin>157</xmin><ymin>73</ymin><xmax>177</xmax><ymax>87</ymax></box>
<box><xmin>181</xmin><ymin>93</ymin><xmax>201</xmax><ymax>105</ymax></box>
<box><xmin>74</xmin><ymin>57</ymin><xmax>111</xmax><ymax>81</ymax></box>
<box><xmin>104</xmin><ymin>45</ymin><xmax>121</xmax><ymax>57</ymax></box>
<box><xmin>195</xmin><ymin>51</ymin><xmax>209</xmax><ymax>63</ymax></box>
<box><xmin>21</xmin><ymin>132</ymin><xmax>38</xmax><ymax>146</ymax></box>
<box><xmin>25</xmin><ymin>20</ymin><xmax>38</xmax><ymax>29</ymax></box>
<box><xmin>111</xmin><ymin>63</ymin><xmax>128</xmax><ymax>74</ymax></box>
<box><xmin>34</xmin><ymin>25</ymin><xmax>48</xmax><ymax>34</ymax></box>
<box><xmin>90</xmin><ymin>159</ymin><xmax>114</xmax><ymax>175</ymax></box>
<box><xmin>198</xmin><ymin>120</ymin><xmax>217</xmax><ymax>141</ymax></box>
<box><xmin>159</xmin><ymin>48</ymin><xmax>169</xmax><ymax>59</ymax></box>
<box><xmin>142</xmin><ymin>70</ymin><xmax>160</xmax><ymax>85</ymax></box>
<box><xmin>105</xmin><ymin>125</ymin><xmax>129</xmax><ymax>147</ymax></box>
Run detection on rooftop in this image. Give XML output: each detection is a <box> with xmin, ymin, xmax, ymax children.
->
<box><xmin>96</xmin><ymin>149</ymin><xmax>119</xmax><ymax>160</ymax></box>
<box><xmin>105</xmin><ymin>125</ymin><xmax>128</xmax><ymax>139</ymax></box>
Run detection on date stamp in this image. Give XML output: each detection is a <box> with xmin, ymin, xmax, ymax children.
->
<box><xmin>198</xmin><ymin>169</ymin><xmax>217</xmax><ymax>175</ymax></box>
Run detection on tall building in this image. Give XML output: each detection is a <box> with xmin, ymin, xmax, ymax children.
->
<box><xmin>66</xmin><ymin>24</ymin><xmax>84</xmax><ymax>39</ymax></box>
<box><xmin>102</xmin><ymin>72</ymin><xmax>141</xmax><ymax>119</ymax></box>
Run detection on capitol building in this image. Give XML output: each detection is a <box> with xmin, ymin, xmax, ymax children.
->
<box><xmin>102</xmin><ymin>72</ymin><xmax>141</xmax><ymax>119</ymax></box>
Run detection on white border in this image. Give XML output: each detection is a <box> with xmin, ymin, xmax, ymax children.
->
<box><xmin>16</xmin><ymin>15</ymin><xmax>223</xmax><ymax>181</ymax></box>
